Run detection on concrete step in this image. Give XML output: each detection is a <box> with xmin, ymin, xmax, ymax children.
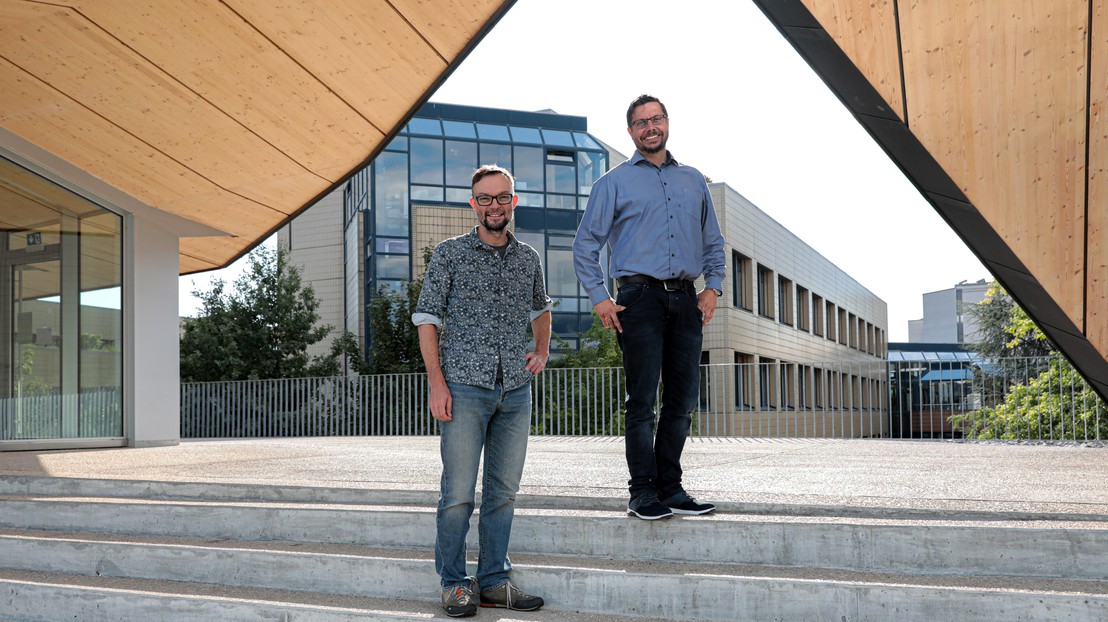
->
<box><xmin>2</xmin><ymin>491</ymin><xmax>1108</xmax><ymax>581</ymax></box>
<box><xmin>1</xmin><ymin>529</ymin><xmax>1106</xmax><ymax>622</ymax></box>
<box><xmin>0</xmin><ymin>568</ymin><xmax>666</xmax><ymax>622</ymax></box>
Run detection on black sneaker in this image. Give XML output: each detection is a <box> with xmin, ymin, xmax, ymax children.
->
<box><xmin>627</xmin><ymin>496</ymin><xmax>674</xmax><ymax>520</ymax></box>
<box><xmin>441</xmin><ymin>582</ymin><xmax>477</xmax><ymax>617</ymax></box>
<box><xmin>661</xmin><ymin>490</ymin><xmax>716</xmax><ymax>515</ymax></box>
<box><xmin>480</xmin><ymin>581</ymin><xmax>544</xmax><ymax>611</ymax></box>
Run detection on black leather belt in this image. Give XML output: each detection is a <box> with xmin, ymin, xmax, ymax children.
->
<box><xmin>616</xmin><ymin>274</ymin><xmax>694</xmax><ymax>292</ymax></box>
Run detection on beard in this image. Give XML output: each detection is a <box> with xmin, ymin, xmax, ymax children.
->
<box><xmin>635</xmin><ymin>132</ymin><xmax>667</xmax><ymax>155</ymax></box>
<box><xmin>482</xmin><ymin>213</ymin><xmax>510</xmax><ymax>232</ymax></box>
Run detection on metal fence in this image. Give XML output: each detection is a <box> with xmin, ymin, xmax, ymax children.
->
<box><xmin>180</xmin><ymin>356</ymin><xmax>1105</xmax><ymax>442</ymax></box>
<box><xmin>0</xmin><ymin>388</ymin><xmax>123</xmax><ymax>440</ymax></box>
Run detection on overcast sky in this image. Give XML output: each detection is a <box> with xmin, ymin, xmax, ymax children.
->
<box><xmin>179</xmin><ymin>0</ymin><xmax>990</xmax><ymax>341</ymax></box>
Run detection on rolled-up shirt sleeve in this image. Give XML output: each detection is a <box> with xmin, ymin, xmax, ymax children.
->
<box><xmin>530</xmin><ymin>250</ymin><xmax>554</xmax><ymax>320</ymax></box>
<box><xmin>412</xmin><ymin>244</ymin><xmax>450</xmax><ymax>328</ymax></box>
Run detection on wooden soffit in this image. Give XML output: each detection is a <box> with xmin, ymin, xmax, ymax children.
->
<box><xmin>0</xmin><ymin>0</ymin><xmax>515</xmax><ymax>275</ymax></box>
<box><xmin>755</xmin><ymin>0</ymin><xmax>1108</xmax><ymax>398</ymax></box>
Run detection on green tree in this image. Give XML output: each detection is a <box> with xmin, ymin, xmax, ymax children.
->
<box><xmin>953</xmin><ymin>281</ymin><xmax>1106</xmax><ymax>440</ymax></box>
<box><xmin>180</xmin><ymin>245</ymin><xmax>335</xmax><ymax>381</ymax></box>
<box><xmin>549</xmin><ymin>312</ymin><xmax>622</xmax><ymax>369</ymax></box>
<box><xmin>965</xmin><ymin>283</ymin><xmax>1053</xmax><ymax>361</ymax></box>
<box><xmin>365</xmin><ymin>246</ymin><xmax>433</xmax><ymax>374</ymax></box>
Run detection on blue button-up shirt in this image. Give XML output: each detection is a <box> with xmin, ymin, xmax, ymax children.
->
<box><xmin>413</xmin><ymin>227</ymin><xmax>553</xmax><ymax>391</ymax></box>
<box><xmin>573</xmin><ymin>150</ymin><xmax>726</xmax><ymax>306</ymax></box>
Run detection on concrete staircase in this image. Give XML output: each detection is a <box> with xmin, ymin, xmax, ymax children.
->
<box><xmin>1</xmin><ymin>475</ymin><xmax>1107</xmax><ymax>621</ymax></box>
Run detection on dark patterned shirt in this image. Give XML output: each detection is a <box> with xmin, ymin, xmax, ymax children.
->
<box><xmin>413</xmin><ymin>227</ymin><xmax>552</xmax><ymax>391</ymax></box>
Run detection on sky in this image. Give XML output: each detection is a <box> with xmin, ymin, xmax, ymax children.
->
<box><xmin>178</xmin><ymin>0</ymin><xmax>989</xmax><ymax>341</ymax></box>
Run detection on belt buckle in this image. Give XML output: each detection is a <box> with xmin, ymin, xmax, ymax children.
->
<box><xmin>663</xmin><ymin>279</ymin><xmax>680</xmax><ymax>291</ymax></box>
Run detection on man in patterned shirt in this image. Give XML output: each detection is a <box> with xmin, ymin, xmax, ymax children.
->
<box><xmin>413</xmin><ymin>164</ymin><xmax>552</xmax><ymax>617</ymax></box>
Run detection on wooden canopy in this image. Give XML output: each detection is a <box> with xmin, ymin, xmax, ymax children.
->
<box><xmin>754</xmin><ymin>0</ymin><xmax>1108</xmax><ymax>397</ymax></box>
<box><xmin>0</xmin><ymin>0</ymin><xmax>514</xmax><ymax>275</ymax></box>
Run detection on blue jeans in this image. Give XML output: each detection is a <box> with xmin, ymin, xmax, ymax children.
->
<box><xmin>436</xmin><ymin>381</ymin><xmax>532</xmax><ymax>590</ymax></box>
<box><xmin>616</xmin><ymin>284</ymin><xmax>703</xmax><ymax>502</ymax></box>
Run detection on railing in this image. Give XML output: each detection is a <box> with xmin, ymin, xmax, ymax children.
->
<box><xmin>181</xmin><ymin>361</ymin><xmax>889</xmax><ymax>440</ymax></box>
<box><xmin>179</xmin><ymin>357</ymin><xmax>1105</xmax><ymax>442</ymax></box>
<box><xmin>0</xmin><ymin>388</ymin><xmax>123</xmax><ymax>440</ymax></box>
<box><xmin>890</xmin><ymin>356</ymin><xmax>1105</xmax><ymax>441</ymax></box>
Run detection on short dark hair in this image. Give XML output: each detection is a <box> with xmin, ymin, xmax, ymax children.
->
<box><xmin>471</xmin><ymin>164</ymin><xmax>515</xmax><ymax>192</ymax></box>
<box><xmin>626</xmin><ymin>94</ymin><xmax>668</xmax><ymax>128</ymax></box>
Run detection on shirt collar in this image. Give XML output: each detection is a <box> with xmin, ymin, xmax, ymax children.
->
<box><xmin>630</xmin><ymin>149</ymin><xmax>678</xmax><ymax>168</ymax></box>
<box><xmin>466</xmin><ymin>226</ymin><xmax>517</xmax><ymax>250</ymax></box>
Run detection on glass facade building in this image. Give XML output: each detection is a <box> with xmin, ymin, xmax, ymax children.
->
<box><xmin>343</xmin><ymin>103</ymin><xmax>612</xmax><ymax>349</ymax></box>
<box><xmin>1</xmin><ymin>155</ymin><xmax>124</xmax><ymax>445</ymax></box>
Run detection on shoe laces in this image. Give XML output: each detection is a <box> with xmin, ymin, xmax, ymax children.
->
<box><xmin>451</xmin><ymin>584</ymin><xmax>473</xmax><ymax>605</ymax></box>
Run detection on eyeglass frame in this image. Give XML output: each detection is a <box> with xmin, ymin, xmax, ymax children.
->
<box><xmin>629</xmin><ymin>114</ymin><xmax>669</xmax><ymax>130</ymax></box>
<box><xmin>472</xmin><ymin>192</ymin><xmax>515</xmax><ymax>206</ymax></box>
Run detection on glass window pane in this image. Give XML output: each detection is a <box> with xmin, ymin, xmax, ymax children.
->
<box><xmin>577</xmin><ymin>151</ymin><xmax>606</xmax><ymax>194</ymax></box>
<box><xmin>513</xmin><ymin>146</ymin><xmax>543</xmax><ymax>192</ymax></box>
<box><xmin>476</xmin><ymin>123</ymin><xmax>511</xmax><ymax>141</ymax></box>
<box><xmin>517</xmin><ymin>192</ymin><xmax>544</xmax><ymax>207</ymax></box>
<box><xmin>445</xmin><ymin>188</ymin><xmax>471</xmax><ymax>203</ymax></box>
<box><xmin>546</xmin><ymin>195</ymin><xmax>576</xmax><ymax>210</ymax></box>
<box><xmin>515</xmin><ymin>207</ymin><xmax>544</xmax><ymax>231</ymax></box>
<box><xmin>411</xmin><ymin>185</ymin><xmax>444</xmax><ymax>202</ymax></box>
<box><xmin>376</xmin><ymin>255</ymin><xmax>410</xmax><ymax>279</ymax></box>
<box><xmin>541</xmin><ymin>129</ymin><xmax>575</xmax><ymax>147</ymax></box>
<box><xmin>384</xmin><ymin>136</ymin><xmax>408</xmax><ymax>151</ymax></box>
<box><xmin>374</xmin><ymin>152</ymin><xmax>409</xmax><ymax>237</ymax></box>
<box><xmin>442</xmin><ymin>120</ymin><xmax>476</xmax><ymax>138</ymax></box>
<box><xmin>573</xmin><ymin>132</ymin><xmax>602</xmax><ymax>149</ymax></box>
<box><xmin>479</xmin><ymin>143</ymin><xmax>512</xmax><ymax>169</ymax></box>
<box><xmin>80</xmin><ymin>212</ymin><xmax>123</xmax><ymax>437</ymax></box>
<box><xmin>547</xmin><ymin>249</ymin><xmax>578</xmax><ymax>296</ymax></box>
<box><xmin>515</xmin><ymin>232</ymin><xmax>545</xmax><ymax>270</ymax></box>
<box><xmin>546</xmin><ymin>211</ymin><xmax>578</xmax><ymax>233</ymax></box>
<box><xmin>546</xmin><ymin>163</ymin><xmax>575</xmax><ymax>194</ymax></box>
<box><xmin>509</xmin><ymin>126</ymin><xmax>542</xmax><ymax>145</ymax></box>
<box><xmin>407</xmin><ymin>118</ymin><xmax>442</xmax><ymax>136</ymax></box>
<box><xmin>410</xmin><ymin>138</ymin><xmax>443</xmax><ymax>185</ymax></box>
<box><xmin>445</xmin><ymin>141</ymin><xmax>478</xmax><ymax>187</ymax></box>
<box><xmin>375</xmin><ymin>238</ymin><xmax>410</xmax><ymax>254</ymax></box>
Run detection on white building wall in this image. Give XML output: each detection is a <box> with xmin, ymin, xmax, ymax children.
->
<box><xmin>278</xmin><ymin>188</ymin><xmax>345</xmax><ymax>360</ymax></box>
<box><xmin>707</xmin><ymin>183</ymin><xmax>888</xmax><ymax>366</ymax></box>
<box><xmin>126</xmin><ymin>214</ymin><xmax>180</xmax><ymax>447</ymax></box>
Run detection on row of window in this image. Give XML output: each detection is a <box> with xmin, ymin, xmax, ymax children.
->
<box><xmin>713</xmin><ymin>356</ymin><xmax>886</xmax><ymax>412</ymax></box>
<box><xmin>732</xmin><ymin>251</ymin><xmax>886</xmax><ymax>357</ymax></box>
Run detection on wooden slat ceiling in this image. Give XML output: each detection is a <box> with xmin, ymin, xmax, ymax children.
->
<box><xmin>755</xmin><ymin>0</ymin><xmax>1108</xmax><ymax>398</ymax></box>
<box><xmin>0</xmin><ymin>0</ymin><xmax>514</xmax><ymax>275</ymax></box>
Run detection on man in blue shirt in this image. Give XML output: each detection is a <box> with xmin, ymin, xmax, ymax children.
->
<box><xmin>573</xmin><ymin>95</ymin><xmax>726</xmax><ymax>520</ymax></box>
<box><xmin>414</xmin><ymin>165</ymin><xmax>552</xmax><ymax>616</ymax></box>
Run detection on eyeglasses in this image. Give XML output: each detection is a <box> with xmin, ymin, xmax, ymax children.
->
<box><xmin>473</xmin><ymin>192</ymin><xmax>514</xmax><ymax>206</ymax></box>
<box><xmin>629</xmin><ymin>114</ymin><xmax>668</xmax><ymax>130</ymax></box>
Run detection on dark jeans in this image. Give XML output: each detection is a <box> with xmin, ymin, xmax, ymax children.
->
<box><xmin>615</xmin><ymin>283</ymin><xmax>703</xmax><ymax>501</ymax></box>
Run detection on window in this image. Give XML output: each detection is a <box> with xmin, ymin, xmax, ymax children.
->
<box><xmin>757</xmin><ymin>266</ymin><xmax>774</xmax><ymax>318</ymax></box>
<box><xmin>513</xmin><ymin>146</ymin><xmax>543</xmax><ymax>192</ymax></box>
<box><xmin>848</xmin><ymin>313</ymin><xmax>858</xmax><ymax>349</ymax></box>
<box><xmin>838</xmin><ymin>308</ymin><xmax>848</xmax><ymax>345</ymax></box>
<box><xmin>825</xmin><ymin>301</ymin><xmax>837</xmax><ymax>342</ymax></box>
<box><xmin>796</xmin><ymin>286</ymin><xmax>810</xmax><ymax>331</ymax></box>
<box><xmin>812</xmin><ymin>294</ymin><xmax>824</xmax><ymax>336</ymax></box>
<box><xmin>779</xmin><ymin>362</ymin><xmax>795</xmax><ymax>409</ymax></box>
<box><xmin>799</xmin><ymin>365</ymin><xmax>811</xmax><ymax>409</ymax></box>
<box><xmin>813</xmin><ymin>368</ymin><xmax>824</xmax><ymax>409</ymax></box>
<box><xmin>735</xmin><ymin>352</ymin><xmax>754</xmax><ymax>408</ymax></box>
<box><xmin>699</xmin><ymin>351</ymin><xmax>711</xmax><ymax>408</ymax></box>
<box><xmin>732</xmin><ymin>252</ymin><xmax>753</xmax><ymax>311</ymax></box>
<box><xmin>777</xmin><ymin>276</ymin><xmax>793</xmax><ymax>325</ymax></box>
<box><xmin>759</xmin><ymin>357</ymin><xmax>776</xmax><ymax>409</ymax></box>
<box><xmin>410</xmin><ymin>138</ymin><xmax>443</xmax><ymax>186</ymax></box>
<box><xmin>444</xmin><ymin>141</ymin><xmax>477</xmax><ymax>187</ymax></box>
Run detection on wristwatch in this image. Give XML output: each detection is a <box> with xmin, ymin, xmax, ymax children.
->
<box><xmin>710</xmin><ymin>288</ymin><xmax>723</xmax><ymax>297</ymax></box>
